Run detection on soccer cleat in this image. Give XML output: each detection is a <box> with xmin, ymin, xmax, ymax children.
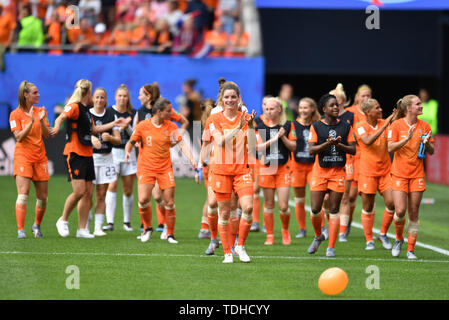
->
<box><xmin>281</xmin><ymin>229</ymin><xmax>291</xmax><ymax>245</ymax></box>
<box><xmin>222</xmin><ymin>253</ymin><xmax>234</xmax><ymax>264</ymax></box>
<box><xmin>17</xmin><ymin>229</ymin><xmax>26</xmax><ymax>239</ymax></box>
<box><xmin>139</xmin><ymin>224</ymin><xmax>144</xmax><ymax>232</ymax></box>
<box><xmin>406</xmin><ymin>251</ymin><xmax>418</xmax><ymax>260</ymax></box>
<box><xmin>102</xmin><ymin>223</ymin><xmax>114</xmax><ymax>231</ymax></box>
<box><xmin>308</xmin><ymin>234</ymin><xmax>325</xmax><ymax>254</ymax></box>
<box><xmin>140</xmin><ymin>227</ymin><xmax>153</xmax><ymax>243</ymax></box>
<box><xmin>230</xmin><ymin>246</ymin><xmax>238</xmax><ymax>257</ymax></box>
<box><xmin>198</xmin><ymin>229</ymin><xmax>211</xmax><ymax>239</ymax></box>
<box><xmin>167</xmin><ymin>235</ymin><xmax>178</xmax><ymax>244</ymax></box>
<box><xmin>250</xmin><ymin>221</ymin><xmax>260</xmax><ymax>232</ymax></box>
<box><xmin>235</xmin><ymin>245</ymin><xmax>250</xmax><ymax>263</ymax></box>
<box><xmin>377</xmin><ymin>233</ymin><xmax>392</xmax><ymax>250</ymax></box>
<box><xmin>322</xmin><ymin>227</ymin><xmax>329</xmax><ymax>240</ymax></box>
<box><xmin>365</xmin><ymin>241</ymin><xmax>375</xmax><ymax>251</ymax></box>
<box><xmin>56</xmin><ymin>217</ymin><xmax>70</xmax><ymax>238</ymax></box>
<box><xmin>94</xmin><ymin>228</ymin><xmax>107</xmax><ymax>237</ymax></box>
<box><xmin>155</xmin><ymin>224</ymin><xmax>164</xmax><ymax>232</ymax></box>
<box><xmin>338</xmin><ymin>233</ymin><xmax>347</xmax><ymax>242</ymax></box>
<box><xmin>32</xmin><ymin>224</ymin><xmax>43</xmax><ymax>238</ymax></box>
<box><xmin>264</xmin><ymin>234</ymin><xmax>274</xmax><ymax>245</ymax></box>
<box><xmin>123</xmin><ymin>223</ymin><xmax>133</xmax><ymax>232</ymax></box>
<box><xmin>295</xmin><ymin>229</ymin><xmax>306</xmax><ymax>238</ymax></box>
<box><xmin>205</xmin><ymin>238</ymin><xmax>220</xmax><ymax>255</ymax></box>
<box><xmin>326</xmin><ymin>247</ymin><xmax>336</xmax><ymax>257</ymax></box>
<box><xmin>76</xmin><ymin>228</ymin><xmax>95</xmax><ymax>239</ymax></box>
<box><xmin>392</xmin><ymin>239</ymin><xmax>404</xmax><ymax>257</ymax></box>
<box><xmin>160</xmin><ymin>225</ymin><xmax>168</xmax><ymax>240</ymax></box>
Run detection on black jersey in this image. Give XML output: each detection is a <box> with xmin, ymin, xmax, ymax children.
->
<box><xmin>109</xmin><ymin>106</ymin><xmax>136</xmax><ymax>149</ymax></box>
<box><xmin>90</xmin><ymin>107</ymin><xmax>116</xmax><ymax>154</ymax></box>
<box><xmin>65</xmin><ymin>102</ymin><xmax>93</xmax><ymax>147</ymax></box>
<box><xmin>137</xmin><ymin>106</ymin><xmax>153</xmax><ymax>123</ymax></box>
<box><xmin>255</xmin><ymin>117</ymin><xmax>292</xmax><ymax>166</ymax></box>
<box><xmin>292</xmin><ymin>120</ymin><xmax>314</xmax><ymax>163</ymax></box>
<box><xmin>311</xmin><ymin>119</ymin><xmax>352</xmax><ymax>168</ymax></box>
<box><xmin>339</xmin><ymin>110</ymin><xmax>354</xmax><ymax>127</ymax></box>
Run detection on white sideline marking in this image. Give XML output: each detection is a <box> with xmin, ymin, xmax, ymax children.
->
<box><xmin>1</xmin><ymin>250</ymin><xmax>448</xmax><ymax>264</ymax></box>
<box><xmin>287</xmin><ymin>199</ymin><xmax>449</xmax><ymax>257</ymax></box>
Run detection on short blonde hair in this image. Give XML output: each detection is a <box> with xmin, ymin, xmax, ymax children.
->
<box><xmin>361</xmin><ymin>98</ymin><xmax>379</xmax><ymax>114</ymax></box>
<box><xmin>265</xmin><ymin>96</ymin><xmax>287</xmax><ymax>125</ymax></box>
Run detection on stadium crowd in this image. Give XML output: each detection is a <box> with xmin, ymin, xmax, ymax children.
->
<box><xmin>0</xmin><ymin>0</ymin><xmax>249</xmax><ymax>56</ymax></box>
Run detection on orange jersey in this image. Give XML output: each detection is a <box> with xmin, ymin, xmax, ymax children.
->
<box><xmin>9</xmin><ymin>106</ymin><xmax>49</xmax><ymax>163</ymax></box>
<box><xmin>346</xmin><ymin>105</ymin><xmax>366</xmax><ymax>160</ymax></box>
<box><xmin>207</xmin><ymin>111</ymin><xmax>252</xmax><ymax>176</ymax></box>
<box><xmin>131</xmin><ymin>118</ymin><xmax>181</xmax><ymax>173</ymax></box>
<box><xmin>63</xmin><ymin>103</ymin><xmax>94</xmax><ymax>157</ymax></box>
<box><xmin>387</xmin><ymin>118</ymin><xmax>434</xmax><ymax>178</ymax></box>
<box><xmin>355</xmin><ymin>119</ymin><xmax>391</xmax><ymax>177</ymax></box>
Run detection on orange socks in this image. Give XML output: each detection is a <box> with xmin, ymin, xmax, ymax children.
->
<box><xmin>229</xmin><ymin>211</ymin><xmax>239</xmax><ymax>247</ymax></box>
<box><xmin>294</xmin><ymin>197</ymin><xmax>306</xmax><ymax>230</ymax></box>
<box><xmin>207</xmin><ymin>206</ymin><xmax>218</xmax><ymax>239</ymax></box>
<box><xmin>253</xmin><ymin>195</ymin><xmax>260</xmax><ymax>223</ymax></box>
<box><xmin>328</xmin><ymin>213</ymin><xmax>340</xmax><ymax>248</ymax></box>
<box><xmin>393</xmin><ymin>213</ymin><xmax>406</xmax><ymax>241</ymax></box>
<box><xmin>35</xmin><ymin>198</ymin><xmax>46</xmax><ymax>226</ymax></box>
<box><xmin>361</xmin><ymin>210</ymin><xmax>375</xmax><ymax>243</ymax></box>
<box><xmin>16</xmin><ymin>203</ymin><xmax>27</xmax><ymax>230</ymax></box>
<box><xmin>238</xmin><ymin>213</ymin><xmax>252</xmax><ymax>246</ymax></box>
<box><xmin>156</xmin><ymin>201</ymin><xmax>166</xmax><ymax>226</ymax></box>
<box><xmin>263</xmin><ymin>206</ymin><xmax>274</xmax><ymax>236</ymax></box>
<box><xmin>380</xmin><ymin>208</ymin><xmax>394</xmax><ymax>235</ymax></box>
<box><xmin>165</xmin><ymin>206</ymin><xmax>176</xmax><ymax>236</ymax></box>
<box><xmin>310</xmin><ymin>211</ymin><xmax>322</xmax><ymax>237</ymax></box>
<box><xmin>407</xmin><ymin>220</ymin><xmax>419</xmax><ymax>252</ymax></box>
<box><xmin>218</xmin><ymin>222</ymin><xmax>232</xmax><ymax>254</ymax></box>
<box><xmin>138</xmin><ymin>202</ymin><xmax>152</xmax><ymax>230</ymax></box>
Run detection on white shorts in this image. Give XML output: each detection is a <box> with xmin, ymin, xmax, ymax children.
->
<box><xmin>115</xmin><ymin>161</ymin><xmax>137</xmax><ymax>177</ymax></box>
<box><xmin>93</xmin><ymin>163</ymin><xmax>118</xmax><ymax>185</ymax></box>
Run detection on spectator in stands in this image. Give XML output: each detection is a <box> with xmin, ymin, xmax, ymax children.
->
<box><xmin>27</xmin><ymin>0</ymin><xmax>49</xmax><ymax>20</ymax></box>
<box><xmin>79</xmin><ymin>0</ymin><xmax>102</xmax><ymax>26</ymax></box>
<box><xmin>101</xmin><ymin>0</ymin><xmax>116</xmax><ymax>30</ymax></box>
<box><xmin>130</xmin><ymin>15</ymin><xmax>155</xmax><ymax>47</ymax></box>
<box><xmin>0</xmin><ymin>3</ymin><xmax>16</xmax><ymax>48</ymax></box>
<box><xmin>203</xmin><ymin>0</ymin><xmax>219</xmax><ymax>30</ymax></box>
<box><xmin>185</xmin><ymin>0</ymin><xmax>210</xmax><ymax>36</ymax></box>
<box><xmin>172</xmin><ymin>16</ymin><xmax>199</xmax><ymax>54</ymax></box>
<box><xmin>164</xmin><ymin>0</ymin><xmax>184</xmax><ymax>36</ymax></box>
<box><xmin>109</xmin><ymin>18</ymin><xmax>131</xmax><ymax>53</ymax></box>
<box><xmin>135</xmin><ymin>0</ymin><xmax>152</xmax><ymax>22</ymax></box>
<box><xmin>94</xmin><ymin>22</ymin><xmax>110</xmax><ymax>53</ymax></box>
<box><xmin>67</xmin><ymin>17</ymin><xmax>96</xmax><ymax>52</ymax></box>
<box><xmin>151</xmin><ymin>0</ymin><xmax>169</xmax><ymax>23</ymax></box>
<box><xmin>204</xmin><ymin>19</ymin><xmax>227</xmax><ymax>57</ymax></box>
<box><xmin>279</xmin><ymin>83</ymin><xmax>299</xmax><ymax>121</ymax></box>
<box><xmin>16</xmin><ymin>4</ymin><xmax>45</xmax><ymax>49</ymax></box>
<box><xmin>116</xmin><ymin>0</ymin><xmax>145</xmax><ymax>26</ymax></box>
<box><xmin>45</xmin><ymin>9</ymin><xmax>62</xmax><ymax>54</ymax></box>
<box><xmin>217</xmin><ymin>0</ymin><xmax>240</xmax><ymax>34</ymax></box>
<box><xmin>226</xmin><ymin>19</ymin><xmax>248</xmax><ymax>57</ymax></box>
<box><xmin>153</xmin><ymin>17</ymin><xmax>173</xmax><ymax>54</ymax></box>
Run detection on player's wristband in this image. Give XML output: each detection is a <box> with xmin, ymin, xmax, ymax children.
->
<box><xmin>195</xmin><ymin>168</ymin><xmax>203</xmax><ymax>181</ymax></box>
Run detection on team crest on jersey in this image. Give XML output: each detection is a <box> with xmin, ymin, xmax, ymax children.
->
<box><xmin>96</xmin><ymin>120</ymin><xmax>103</xmax><ymax>126</ymax></box>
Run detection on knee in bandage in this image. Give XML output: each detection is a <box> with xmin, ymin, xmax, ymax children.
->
<box><xmin>207</xmin><ymin>206</ymin><xmax>218</xmax><ymax>215</ymax></box>
<box><xmin>218</xmin><ymin>217</ymin><xmax>229</xmax><ymax>226</ymax></box>
<box><xmin>329</xmin><ymin>212</ymin><xmax>340</xmax><ymax>220</ymax></box>
<box><xmin>164</xmin><ymin>204</ymin><xmax>175</xmax><ymax>211</ymax></box>
<box><xmin>407</xmin><ymin>220</ymin><xmax>419</xmax><ymax>235</ymax></box>
<box><xmin>156</xmin><ymin>199</ymin><xmax>165</xmax><ymax>207</ymax></box>
<box><xmin>16</xmin><ymin>194</ymin><xmax>28</xmax><ymax>205</ymax></box>
<box><xmin>280</xmin><ymin>208</ymin><xmax>290</xmax><ymax>215</ymax></box>
<box><xmin>138</xmin><ymin>201</ymin><xmax>150</xmax><ymax>209</ymax></box>
<box><xmin>36</xmin><ymin>198</ymin><xmax>47</xmax><ymax>209</ymax></box>
<box><xmin>241</xmin><ymin>212</ymin><xmax>252</xmax><ymax>221</ymax></box>
<box><xmin>294</xmin><ymin>197</ymin><xmax>305</xmax><ymax>204</ymax></box>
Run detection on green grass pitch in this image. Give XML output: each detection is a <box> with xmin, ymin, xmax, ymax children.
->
<box><xmin>1</xmin><ymin>176</ymin><xmax>449</xmax><ymax>300</ymax></box>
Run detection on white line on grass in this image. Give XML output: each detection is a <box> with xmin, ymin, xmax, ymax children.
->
<box><xmin>286</xmin><ymin>199</ymin><xmax>449</xmax><ymax>257</ymax></box>
<box><xmin>1</xmin><ymin>250</ymin><xmax>448</xmax><ymax>264</ymax></box>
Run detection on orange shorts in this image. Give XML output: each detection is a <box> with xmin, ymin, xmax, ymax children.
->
<box><xmin>358</xmin><ymin>174</ymin><xmax>392</xmax><ymax>195</ymax></box>
<box><xmin>290</xmin><ymin>162</ymin><xmax>313</xmax><ymax>188</ymax></box>
<box><xmin>391</xmin><ymin>175</ymin><xmax>426</xmax><ymax>193</ymax></box>
<box><xmin>14</xmin><ymin>160</ymin><xmax>49</xmax><ymax>181</ymax></box>
<box><xmin>137</xmin><ymin>168</ymin><xmax>175</xmax><ymax>190</ymax></box>
<box><xmin>212</xmin><ymin>172</ymin><xmax>253</xmax><ymax>201</ymax></box>
<box><xmin>310</xmin><ymin>174</ymin><xmax>346</xmax><ymax>193</ymax></box>
<box><xmin>259</xmin><ymin>163</ymin><xmax>291</xmax><ymax>189</ymax></box>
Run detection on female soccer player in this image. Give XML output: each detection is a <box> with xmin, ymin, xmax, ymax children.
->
<box><xmin>291</xmin><ymin>97</ymin><xmax>321</xmax><ymax>238</ymax></box>
<box><xmin>135</xmin><ymin>82</ymin><xmax>189</xmax><ymax>235</ymax></box>
<box><xmin>52</xmin><ymin>79</ymin><xmax>126</xmax><ymax>238</ymax></box>
<box><xmin>104</xmin><ymin>84</ymin><xmax>135</xmax><ymax>232</ymax></box>
<box><xmin>10</xmin><ymin>81</ymin><xmax>50</xmax><ymax>238</ymax></box>
<box><xmin>355</xmin><ymin>98</ymin><xmax>397</xmax><ymax>250</ymax></box>
<box><xmin>89</xmin><ymin>88</ymin><xmax>122</xmax><ymax>236</ymax></box>
<box><xmin>125</xmin><ymin>98</ymin><xmax>197</xmax><ymax>244</ymax></box>
<box><xmin>307</xmin><ymin>93</ymin><xmax>356</xmax><ymax>257</ymax></box>
<box><xmin>205</xmin><ymin>81</ymin><xmax>257</xmax><ymax>263</ymax></box>
<box><xmin>387</xmin><ymin>95</ymin><xmax>434</xmax><ymax>259</ymax></box>
<box><xmin>255</xmin><ymin>97</ymin><xmax>296</xmax><ymax>245</ymax></box>
<box><xmin>341</xmin><ymin>84</ymin><xmax>371</xmax><ymax>240</ymax></box>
